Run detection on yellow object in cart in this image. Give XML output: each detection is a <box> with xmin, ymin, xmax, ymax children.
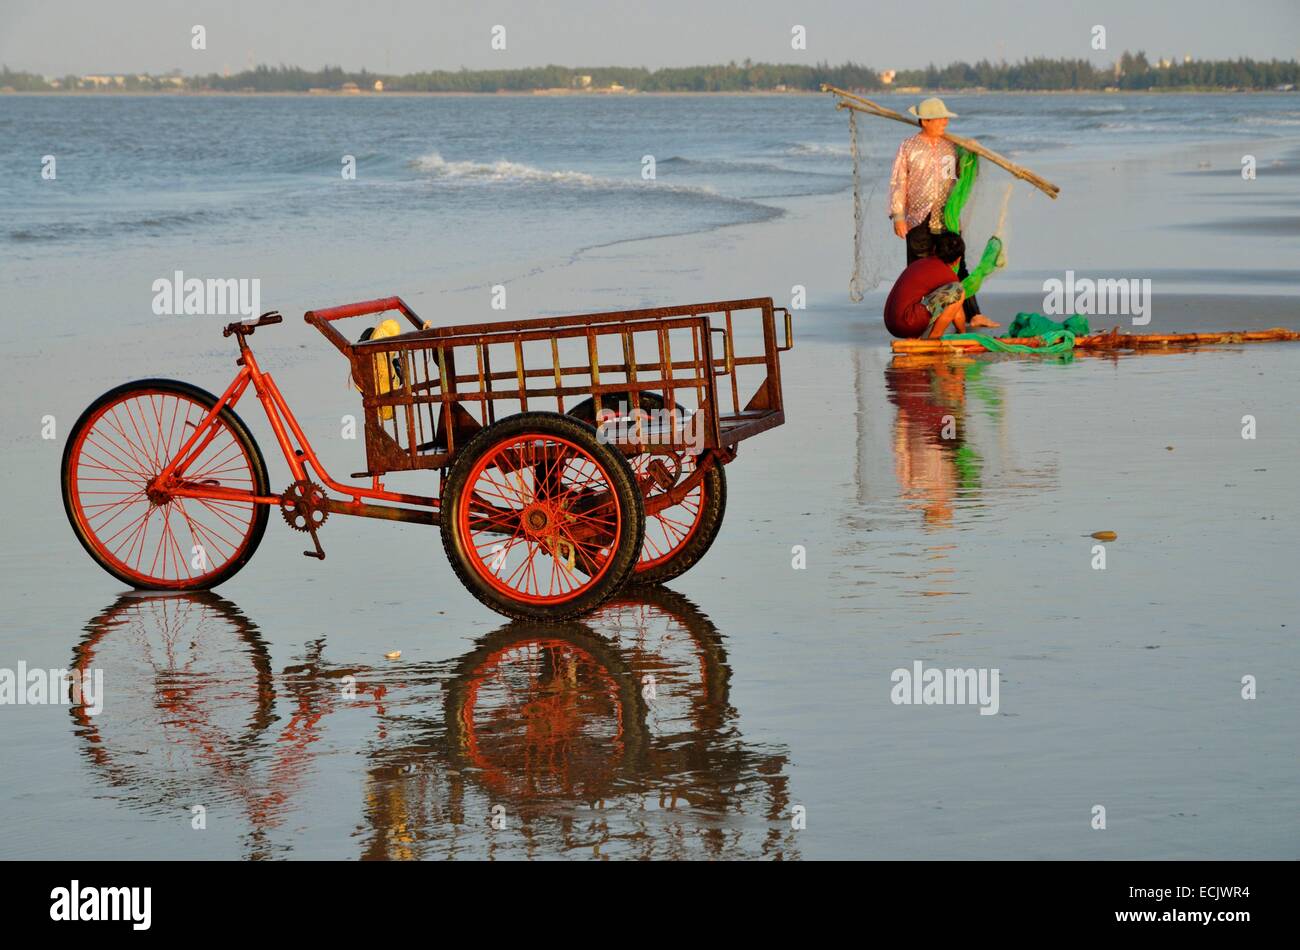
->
<box><xmin>355</xmin><ymin>318</ymin><xmax>403</xmax><ymax>421</ymax></box>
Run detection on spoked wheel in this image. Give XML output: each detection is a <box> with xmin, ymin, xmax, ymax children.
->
<box><xmin>61</xmin><ymin>379</ymin><xmax>270</xmax><ymax>590</ymax></box>
<box><xmin>440</xmin><ymin>412</ymin><xmax>644</xmax><ymax>620</ymax></box>
<box><xmin>444</xmin><ymin>624</ymin><xmax>647</xmax><ymax>801</ymax></box>
<box><xmin>569</xmin><ymin>393</ymin><xmax>727</xmax><ymax>585</ymax></box>
<box><xmin>632</xmin><ymin>452</ymin><xmax>726</xmax><ymax>585</ymax></box>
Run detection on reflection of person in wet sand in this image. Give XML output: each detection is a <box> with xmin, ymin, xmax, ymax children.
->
<box><xmin>885</xmin><ymin>356</ymin><xmax>981</xmax><ymax>527</ymax></box>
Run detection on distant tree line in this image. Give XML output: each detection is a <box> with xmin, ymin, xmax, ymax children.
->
<box><xmin>889</xmin><ymin>53</ymin><xmax>1300</xmax><ymax>90</ymax></box>
<box><xmin>5</xmin><ymin>55</ymin><xmax>1298</xmax><ymax>93</ymax></box>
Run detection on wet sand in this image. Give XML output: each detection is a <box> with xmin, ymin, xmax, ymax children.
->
<box><xmin>1</xmin><ymin>127</ymin><xmax>1298</xmax><ymax>860</ymax></box>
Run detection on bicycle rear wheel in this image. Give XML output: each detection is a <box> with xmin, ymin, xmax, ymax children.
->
<box><xmin>62</xmin><ymin>379</ymin><xmax>270</xmax><ymax>590</ymax></box>
<box><xmin>568</xmin><ymin>393</ymin><xmax>726</xmax><ymax>584</ymax></box>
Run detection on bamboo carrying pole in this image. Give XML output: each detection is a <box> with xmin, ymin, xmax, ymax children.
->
<box><xmin>821</xmin><ymin>84</ymin><xmax>1061</xmax><ymax>199</ymax></box>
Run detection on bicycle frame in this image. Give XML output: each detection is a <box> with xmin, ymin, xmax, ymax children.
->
<box><xmin>159</xmin><ymin>331</ymin><xmax>444</xmax><ymax>527</ymax></box>
<box><xmin>155</xmin><ymin>326</ymin><xmax>714</xmax><ymax>529</ymax></box>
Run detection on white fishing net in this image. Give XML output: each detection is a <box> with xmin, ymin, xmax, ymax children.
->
<box><xmin>847</xmin><ymin>109</ymin><xmax>891</xmax><ymax>301</ymax></box>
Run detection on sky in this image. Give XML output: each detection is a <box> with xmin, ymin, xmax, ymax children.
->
<box><xmin>2</xmin><ymin>0</ymin><xmax>1298</xmax><ymax>76</ymax></box>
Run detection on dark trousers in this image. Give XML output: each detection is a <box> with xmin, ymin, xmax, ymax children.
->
<box><xmin>905</xmin><ymin>221</ymin><xmax>981</xmax><ymax>320</ymax></box>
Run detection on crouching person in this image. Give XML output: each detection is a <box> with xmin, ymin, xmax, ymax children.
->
<box><xmin>883</xmin><ymin>232</ymin><xmax>999</xmax><ymax>339</ymax></box>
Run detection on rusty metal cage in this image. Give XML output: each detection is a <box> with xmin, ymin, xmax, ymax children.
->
<box><xmin>305</xmin><ymin>297</ymin><xmax>792</xmax><ymax>476</ymax></box>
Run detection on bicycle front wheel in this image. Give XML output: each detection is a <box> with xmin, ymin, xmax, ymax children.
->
<box><xmin>61</xmin><ymin>379</ymin><xmax>270</xmax><ymax>590</ymax></box>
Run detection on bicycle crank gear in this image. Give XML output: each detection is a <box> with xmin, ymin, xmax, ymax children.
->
<box><xmin>280</xmin><ymin>479</ymin><xmax>329</xmax><ymax>532</ymax></box>
<box><xmin>280</xmin><ymin>480</ymin><xmax>330</xmax><ymax>560</ymax></box>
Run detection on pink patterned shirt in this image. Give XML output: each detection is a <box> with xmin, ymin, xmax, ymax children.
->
<box><xmin>889</xmin><ymin>132</ymin><xmax>958</xmax><ymax>231</ymax></box>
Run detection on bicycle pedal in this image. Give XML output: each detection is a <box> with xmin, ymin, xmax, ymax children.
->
<box><xmin>647</xmin><ymin>459</ymin><xmax>676</xmax><ymax>490</ymax></box>
<box><xmin>304</xmin><ymin>529</ymin><xmax>326</xmax><ymax>560</ymax></box>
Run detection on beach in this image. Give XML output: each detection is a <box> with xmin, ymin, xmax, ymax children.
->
<box><xmin>1</xmin><ymin>92</ymin><xmax>1297</xmax><ymax>859</ymax></box>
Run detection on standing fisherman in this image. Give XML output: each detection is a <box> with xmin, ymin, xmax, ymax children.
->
<box><xmin>888</xmin><ymin>97</ymin><xmax>985</xmax><ymax>323</ymax></box>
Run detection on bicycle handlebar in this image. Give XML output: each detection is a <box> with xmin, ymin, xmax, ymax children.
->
<box><xmin>223</xmin><ymin>311</ymin><xmax>283</xmax><ymax>337</ymax></box>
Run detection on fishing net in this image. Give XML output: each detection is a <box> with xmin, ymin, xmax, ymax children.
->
<box><xmin>1007</xmin><ymin>312</ymin><xmax>1091</xmax><ymax>337</ymax></box>
<box><xmin>943</xmin><ymin>147</ymin><xmax>980</xmax><ymax>233</ymax></box>
<box><xmin>942</xmin><ymin>147</ymin><xmax>1016</xmax><ymax>298</ymax></box>
<box><xmin>944</xmin><ymin>314</ymin><xmax>1091</xmax><ymax>356</ymax></box>
<box><xmin>846</xmin><ymin>109</ymin><xmax>896</xmax><ymax>300</ymax></box>
<box><xmin>944</xmin><ymin>329</ymin><xmax>1078</xmax><ymax>356</ymax></box>
<box><xmin>961</xmin><ymin>234</ymin><xmax>1004</xmax><ymax>297</ymax></box>
<box><xmin>848</xmin><ymin>111</ymin><xmax>866</xmax><ymax>302</ymax></box>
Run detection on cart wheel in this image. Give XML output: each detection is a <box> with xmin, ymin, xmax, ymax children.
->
<box><xmin>440</xmin><ymin>412</ymin><xmax>644</xmax><ymax>620</ymax></box>
<box><xmin>633</xmin><ymin>455</ymin><xmax>726</xmax><ymax>585</ymax></box>
<box><xmin>444</xmin><ymin>622</ymin><xmax>648</xmax><ymax>801</ymax></box>
<box><xmin>62</xmin><ymin>379</ymin><xmax>270</xmax><ymax>591</ymax></box>
<box><xmin>569</xmin><ymin>393</ymin><xmax>727</xmax><ymax>584</ymax></box>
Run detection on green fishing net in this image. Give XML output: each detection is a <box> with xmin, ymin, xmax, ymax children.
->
<box><xmin>945</xmin><ymin>328</ymin><xmax>1078</xmax><ymax>356</ymax></box>
<box><xmin>943</xmin><ymin>147</ymin><xmax>979</xmax><ymax>232</ymax></box>
<box><xmin>1007</xmin><ymin>312</ymin><xmax>1091</xmax><ymax>337</ymax></box>
<box><xmin>961</xmin><ymin>236</ymin><xmax>1004</xmax><ymax>297</ymax></box>
<box><xmin>934</xmin><ymin>148</ymin><xmax>1081</xmax><ymax>357</ymax></box>
<box><xmin>943</xmin><ymin>315</ymin><xmax>1090</xmax><ymax>357</ymax></box>
<box><xmin>942</xmin><ymin>148</ymin><xmax>1009</xmax><ymax>297</ymax></box>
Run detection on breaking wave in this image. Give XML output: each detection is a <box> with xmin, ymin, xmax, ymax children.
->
<box><xmin>411</xmin><ymin>151</ymin><xmax>607</xmax><ymax>186</ymax></box>
<box><xmin>407</xmin><ymin>150</ymin><xmax>784</xmax><ymax>211</ymax></box>
<box><xmin>785</xmin><ymin>142</ymin><xmax>852</xmax><ymax>157</ymax></box>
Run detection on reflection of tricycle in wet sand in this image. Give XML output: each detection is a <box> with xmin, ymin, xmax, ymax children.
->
<box><xmin>71</xmin><ymin>588</ymin><xmax>799</xmax><ymax>860</ymax></box>
<box><xmin>62</xmin><ymin>296</ymin><xmax>793</xmax><ymax>618</ymax></box>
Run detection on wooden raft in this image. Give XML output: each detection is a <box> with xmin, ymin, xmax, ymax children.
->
<box><xmin>891</xmin><ymin>327</ymin><xmax>1300</xmax><ymax>355</ymax></box>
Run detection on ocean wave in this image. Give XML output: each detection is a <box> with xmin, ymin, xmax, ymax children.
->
<box><xmin>8</xmin><ymin>228</ymin><xmax>62</xmax><ymax>242</ymax></box>
<box><xmin>8</xmin><ymin>208</ymin><xmax>220</xmax><ymax>242</ymax></box>
<box><xmin>784</xmin><ymin>142</ymin><xmax>852</xmax><ymax>157</ymax></box>
<box><xmin>406</xmin><ymin>150</ymin><xmax>792</xmax><ymax>210</ymax></box>
<box><xmin>1097</xmin><ymin>121</ymin><xmax>1168</xmax><ymax>133</ymax></box>
<box><xmin>660</xmin><ymin>155</ymin><xmax>843</xmax><ymax>179</ymax></box>
<box><xmin>1240</xmin><ymin>114</ymin><xmax>1300</xmax><ymax>127</ymax></box>
<box><xmin>411</xmin><ymin>151</ymin><xmax>608</xmax><ymax>186</ymax></box>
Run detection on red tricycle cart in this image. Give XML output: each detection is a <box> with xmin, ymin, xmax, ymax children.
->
<box><xmin>61</xmin><ymin>296</ymin><xmax>793</xmax><ymax>619</ymax></box>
